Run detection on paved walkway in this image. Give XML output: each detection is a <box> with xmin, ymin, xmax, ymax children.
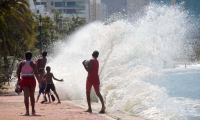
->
<box><xmin>0</xmin><ymin>83</ymin><xmax>147</xmax><ymax>120</ymax></box>
<box><xmin>0</xmin><ymin>92</ymin><xmax>111</xmax><ymax>120</ymax></box>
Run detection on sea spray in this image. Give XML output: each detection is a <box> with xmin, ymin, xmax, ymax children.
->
<box><xmin>48</xmin><ymin>4</ymin><xmax>199</xmax><ymax>120</ymax></box>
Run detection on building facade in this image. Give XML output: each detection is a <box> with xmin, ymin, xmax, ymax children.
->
<box><xmin>29</xmin><ymin>0</ymin><xmax>105</xmax><ymax>22</ymax></box>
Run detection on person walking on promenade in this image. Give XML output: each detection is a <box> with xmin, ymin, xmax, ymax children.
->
<box><xmin>16</xmin><ymin>51</ymin><xmax>39</xmax><ymax>115</ymax></box>
<box><xmin>43</xmin><ymin>66</ymin><xmax>63</xmax><ymax>103</ymax></box>
<box><xmin>82</xmin><ymin>50</ymin><xmax>106</xmax><ymax>113</ymax></box>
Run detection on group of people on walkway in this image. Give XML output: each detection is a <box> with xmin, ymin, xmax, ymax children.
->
<box><xmin>16</xmin><ymin>50</ymin><xmax>106</xmax><ymax>115</ymax></box>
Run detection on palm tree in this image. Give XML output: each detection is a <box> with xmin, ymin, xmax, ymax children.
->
<box><xmin>67</xmin><ymin>14</ymin><xmax>86</xmax><ymax>34</ymax></box>
<box><xmin>0</xmin><ymin>0</ymin><xmax>36</xmax><ymax>57</ymax></box>
<box><xmin>0</xmin><ymin>0</ymin><xmax>36</xmax><ymax>79</ymax></box>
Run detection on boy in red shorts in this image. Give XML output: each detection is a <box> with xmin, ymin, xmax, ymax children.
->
<box><xmin>82</xmin><ymin>50</ymin><xmax>106</xmax><ymax>113</ymax></box>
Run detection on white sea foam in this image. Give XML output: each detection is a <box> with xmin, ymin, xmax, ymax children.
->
<box><xmin>48</xmin><ymin>4</ymin><xmax>200</xmax><ymax>120</ymax></box>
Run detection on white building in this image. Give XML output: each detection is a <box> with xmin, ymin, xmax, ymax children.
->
<box><xmin>28</xmin><ymin>0</ymin><xmax>105</xmax><ymax>22</ymax></box>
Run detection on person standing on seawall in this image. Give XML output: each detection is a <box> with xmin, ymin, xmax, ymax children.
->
<box><xmin>82</xmin><ymin>50</ymin><xmax>106</xmax><ymax>113</ymax></box>
<box><xmin>16</xmin><ymin>51</ymin><xmax>39</xmax><ymax>115</ymax></box>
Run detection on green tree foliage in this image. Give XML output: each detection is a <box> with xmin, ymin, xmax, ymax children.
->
<box><xmin>34</xmin><ymin>16</ymin><xmax>56</xmax><ymax>52</ymax></box>
<box><xmin>53</xmin><ymin>11</ymin><xmax>86</xmax><ymax>39</ymax></box>
<box><xmin>67</xmin><ymin>15</ymin><xmax>86</xmax><ymax>35</ymax></box>
<box><xmin>0</xmin><ymin>0</ymin><xmax>36</xmax><ymax>57</ymax></box>
<box><xmin>0</xmin><ymin>0</ymin><xmax>36</xmax><ymax>85</ymax></box>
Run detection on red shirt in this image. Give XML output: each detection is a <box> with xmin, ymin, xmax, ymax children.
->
<box><xmin>87</xmin><ymin>58</ymin><xmax>100</xmax><ymax>84</ymax></box>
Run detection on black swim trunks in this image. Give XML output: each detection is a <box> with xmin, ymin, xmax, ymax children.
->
<box><xmin>45</xmin><ymin>83</ymin><xmax>55</xmax><ymax>92</ymax></box>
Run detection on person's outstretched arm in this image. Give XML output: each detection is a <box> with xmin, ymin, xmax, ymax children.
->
<box><xmin>52</xmin><ymin>73</ymin><xmax>63</xmax><ymax>82</ymax></box>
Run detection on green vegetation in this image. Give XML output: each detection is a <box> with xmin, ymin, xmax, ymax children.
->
<box><xmin>0</xmin><ymin>0</ymin><xmax>86</xmax><ymax>87</ymax></box>
<box><xmin>0</xmin><ymin>0</ymin><xmax>35</xmax><ymax>87</ymax></box>
<box><xmin>53</xmin><ymin>11</ymin><xmax>86</xmax><ymax>39</ymax></box>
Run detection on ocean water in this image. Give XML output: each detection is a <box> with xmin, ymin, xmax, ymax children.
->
<box><xmin>144</xmin><ymin>64</ymin><xmax>200</xmax><ymax>120</ymax></box>
<box><xmin>47</xmin><ymin>4</ymin><xmax>200</xmax><ymax>120</ymax></box>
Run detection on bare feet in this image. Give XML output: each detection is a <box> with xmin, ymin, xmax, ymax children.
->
<box><xmin>99</xmin><ymin>106</ymin><xmax>106</xmax><ymax>114</ymax></box>
<box><xmin>84</xmin><ymin>109</ymin><xmax>92</xmax><ymax>113</ymax></box>
<box><xmin>32</xmin><ymin>109</ymin><xmax>36</xmax><ymax>115</ymax></box>
<box><xmin>57</xmin><ymin>101</ymin><xmax>61</xmax><ymax>104</ymax></box>
<box><xmin>24</xmin><ymin>112</ymin><xmax>29</xmax><ymax>116</ymax></box>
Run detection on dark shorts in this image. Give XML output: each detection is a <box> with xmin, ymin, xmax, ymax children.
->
<box><xmin>45</xmin><ymin>83</ymin><xmax>55</xmax><ymax>92</ymax></box>
<box><xmin>39</xmin><ymin>83</ymin><xmax>46</xmax><ymax>93</ymax></box>
<box><xmin>20</xmin><ymin>76</ymin><xmax>36</xmax><ymax>88</ymax></box>
<box><xmin>86</xmin><ymin>80</ymin><xmax>100</xmax><ymax>92</ymax></box>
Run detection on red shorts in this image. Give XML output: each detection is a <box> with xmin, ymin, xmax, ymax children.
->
<box><xmin>20</xmin><ymin>76</ymin><xmax>36</xmax><ymax>88</ymax></box>
<box><xmin>86</xmin><ymin>80</ymin><xmax>100</xmax><ymax>92</ymax></box>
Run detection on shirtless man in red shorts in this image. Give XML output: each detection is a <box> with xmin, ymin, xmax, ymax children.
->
<box><xmin>82</xmin><ymin>50</ymin><xmax>106</xmax><ymax>113</ymax></box>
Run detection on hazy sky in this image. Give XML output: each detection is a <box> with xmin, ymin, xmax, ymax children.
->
<box><xmin>101</xmin><ymin>0</ymin><xmax>127</xmax><ymax>16</ymax></box>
